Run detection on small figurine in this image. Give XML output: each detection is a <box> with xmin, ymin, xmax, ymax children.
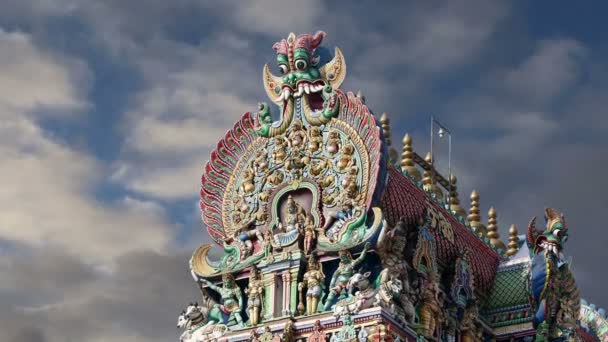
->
<box><xmin>303</xmin><ymin>214</ymin><xmax>319</xmax><ymax>256</ymax></box>
<box><xmin>308</xmin><ymin>320</ymin><xmax>326</xmax><ymax>342</ymax></box>
<box><xmin>308</xmin><ymin>126</ymin><xmax>323</xmax><ymax>153</ymax></box>
<box><xmin>241</xmin><ymin>169</ymin><xmax>256</xmax><ymax>194</ymax></box>
<box><xmin>288</xmin><ymin>119</ymin><xmax>307</xmax><ymax>151</ymax></box>
<box><xmin>254</xmin><ymin>149</ymin><xmax>269</xmax><ymax>173</ymax></box>
<box><xmin>336</xmin><ymin>144</ymin><xmax>355</xmax><ymax>171</ymax></box>
<box><xmin>267</xmin><ymin>169</ymin><xmax>284</xmax><ymax>186</ymax></box>
<box><xmin>326</xmin><ymin>129</ymin><xmax>341</xmax><ymax>155</ymax></box>
<box><xmin>272</xmin><ymin>137</ymin><xmax>288</xmax><ymax>163</ymax></box>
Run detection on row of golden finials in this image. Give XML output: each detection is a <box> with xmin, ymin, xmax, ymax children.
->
<box><xmin>378</xmin><ymin>109</ymin><xmax>520</xmax><ymax>257</ymax></box>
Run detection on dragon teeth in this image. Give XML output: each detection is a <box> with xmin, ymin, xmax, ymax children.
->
<box><xmin>304</xmin><ymin>84</ymin><xmax>311</xmax><ymax>94</ymax></box>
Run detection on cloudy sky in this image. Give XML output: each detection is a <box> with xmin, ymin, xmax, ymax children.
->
<box><xmin>1</xmin><ymin>1</ymin><xmax>607</xmax><ymax>341</ymax></box>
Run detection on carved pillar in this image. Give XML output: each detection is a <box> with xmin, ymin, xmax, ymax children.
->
<box><xmin>282</xmin><ymin>270</ymin><xmax>292</xmax><ymax>316</ymax></box>
<box><xmin>263</xmin><ymin>272</ymin><xmax>278</xmax><ymax>320</ymax></box>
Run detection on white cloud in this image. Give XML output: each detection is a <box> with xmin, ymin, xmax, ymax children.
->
<box><xmin>0</xmin><ymin>30</ymin><xmax>174</xmax><ymax>263</ymax></box>
<box><xmin>0</xmin><ymin>29</ymin><xmax>90</xmax><ymax>114</ymax></box>
<box><xmin>503</xmin><ymin>39</ymin><xmax>587</xmax><ymax>104</ymax></box>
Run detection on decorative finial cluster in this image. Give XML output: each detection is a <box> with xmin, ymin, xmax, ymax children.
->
<box><xmin>380</xmin><ymin>113</ymin><xmax>398</xmax><ymax>163</ymax></box>
<box><xmin>467</xmin><ymin>190</ymin><xmax>487</xmax><ymax>236</ymax></box>
<box><xmin>487</xmin><ymin>207</ymin><xmax>507</xmax><ymax>252</ymax></box>
<box><xmin>448</xmin><ymin>174</ymin><xmax>466</xmax><ymax>218</ymax></box>
<box><xmin>422</xmin><ymin>153</ymin><xmax>443</xmax><ymax>200</ymax></box>
<box><xmin>506</xmin><ymin>224</ymin><xmax>519</xmax><ymax>256</ymax></box>
<box><xmin>400</xmin><ymin>134</ymin><xmax>421</xmax><ymax>181</ymax></box>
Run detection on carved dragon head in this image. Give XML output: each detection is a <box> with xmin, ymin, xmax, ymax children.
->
<box><xmin>527</xmin><ymin>208</ymin><xmax>568</xmax><ymax>259</ymax></box>
<box><xmin>257</xmin><ymin>31</ymin><xmax>346</xmax><ymax>137</ymax></box>
<box><xmin>264</xmin><ymin>31</ymin><xmax>345</xmax><ymax>104</ymax></box>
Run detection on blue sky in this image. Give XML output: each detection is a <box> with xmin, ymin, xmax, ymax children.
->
<box><xmin>1</xmin><ymin>1</ymin><xmax>608</xmax><ymax>341</ymax></box>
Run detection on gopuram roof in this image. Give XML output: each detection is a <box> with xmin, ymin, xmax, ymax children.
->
<box><xmin>176</xmin><ymin>31</ymin><xmax>604</xmax><ymax>342</ymax></box>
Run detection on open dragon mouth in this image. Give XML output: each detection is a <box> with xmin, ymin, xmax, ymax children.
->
<box><xmin>535</xmin><ymin>236</ymin><xmax>564</xmax><ymax>259</ymax></box>
<box><xmin>280</xmin><ymin>80</ymin><xmax>326</xmax><ymax>110</ymax></box>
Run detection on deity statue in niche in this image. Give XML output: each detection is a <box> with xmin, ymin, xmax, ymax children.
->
<box><xmin>278</xmin><ymin>195</ymin><xmax>304</xmax><ymax>233</ymax></box>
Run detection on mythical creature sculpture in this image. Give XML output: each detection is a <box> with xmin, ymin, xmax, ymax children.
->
<box><xmin>245</xmin><ymin>266</ymin><xmax>264</xmax><ymax>326</ymax></box>
<box><xmin>527</xmin><ymin>208</ymin><xmax>580</xmax><ymax>340</ymax></box>
<box><xmin>332</xmin><ymin>271</ymin><xmax>378</xmax><ymax>317</ymax></box>
<box><xmin>199</xmin><ymin>273</ymin><xmax>245</xmax><ymax>328</ymax></box>
<box><xmin>324</xmin><ymin>242</ymin><xmax>370</xmax><ymax>310</ymax></box>
<box><xmin>178</xmin><ymin>303</ymin><xmax>228</xmax><ymax>342</ymax></box>
<box><xmin>376</xmin><ymin>268</ymin><xmax>416</xmax><ymax>323</ymax></box>
<box><xmin>258</xmin><ymin>31</ymin><xmax>345</xmax><ymax>137</ymax></box>
<box><xmin>299</xmin><ymin>255</ymin><xmax>326</xmax><ymax>315</ymax></box>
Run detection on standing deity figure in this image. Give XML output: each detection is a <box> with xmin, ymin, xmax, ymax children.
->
<box><xmin>200</xmin><ymin>273</ymin><xmax>244</xmax><ymax>327</ymax></box>
<box><xmin>460</xmin><ymin>304</ymin><xmax>479</xmax><ymax>342</ymax></box>
<box><xmin>303</xmin><ymin>214</ymin><xmax>319</xmax><ymax>255</ymax></box>
<box><xmin>418</xmin><ymin>273</ymin><xmax>443</xmax><ymax>338</ymax></box>
<box><xmin>299</xmin><ymin>256</ymin><xmax>326</xmax><ymax>315</ymax></box>
<box><xmin>323</xmin><ymin>242</ymin><xmax>370</xmax><ymax>310</ymax></box>
<box><xmin>245</xmin><ymin>266</ymin><xmax>265</xmax><ymax>326</ymax></box>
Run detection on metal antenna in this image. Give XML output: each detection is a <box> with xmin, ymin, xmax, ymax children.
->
<box><xmin>430</xmin><ymin>116</ymin><xmax>453</xmax><ymax>203</ymax></box>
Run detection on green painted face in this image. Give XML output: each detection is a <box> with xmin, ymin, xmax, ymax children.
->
<box><xmin>276</xmin><ymin>48</ymin><xmax>322</xmax><ymax>89</ymax></box>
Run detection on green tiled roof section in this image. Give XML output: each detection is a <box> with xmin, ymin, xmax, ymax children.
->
<box><xmin>486</xmin><ymin>265</ymin><xmax>529</xmax><ymax>310</ymax></box>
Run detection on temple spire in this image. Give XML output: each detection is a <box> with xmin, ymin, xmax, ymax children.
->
<box><xmin>380</xmin><ymin>113</ymin><xmax>398</xmax><ymax>164</ymax></box>
<box><xmin>400</xmin><ymin>133</ymin><xmax>421</xmax><ymax>181</ymax></box>
<box><xmin>506</xmin><ymin>224</ymin><xmax>519</xmax><ymax>256</ymax></box>
<box><xmin>422</xmin><ymin>153</ymin><xmax>443</xmax><ymax>200</ymax></box>
<box><xmin>467</xmin><ymin>190</ymin><xmax>487</xmax><ymax>236</ymax></box>
<box><xmin>487</xmin><ymin>207</ymin><xmax>507</xmax><ymax>252</ymax></box>
<box><xmin>448</xmin><ymin>174</ymin><xmax>466</xmax><ymax>218</ymax></box>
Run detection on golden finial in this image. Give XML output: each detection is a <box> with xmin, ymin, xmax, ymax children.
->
<box><xmin>400</xmin><ymin>134</ymin><xmax>421</xmax><ymax>181</ymax></box>
<box><xmin>506</xmin><ymin>224</ymin><xmax>519</xmax><ymax>256</ymax></box>
<box><xmin>487</xmin><ymin>207</ymin><xmax>507</xmax><ymax>252</ymax></box>
<box><xmin>467</xmin><ymin>190</ymin><xmax>487</xmax><ymax>236</ymax></box>
<box><xmin>380</xmin><ymin>113</ymin><xmax>398</xmax><ymax>163</ymax></box>
<box><xmin>448</xmin><ymin>174</ymin><xmax>466</xmax><ymax>218</ymax></box>
<box><xmin>422</xmin><ymin>153</ymin><xmax>443</xmax><ymax>200</ymax></box>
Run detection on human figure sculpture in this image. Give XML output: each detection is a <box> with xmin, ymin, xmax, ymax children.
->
<box><xmin>302</xmin><ymin>214</ymin><xmax>319</xmax><ymax>255</ymax></box>
<box><xmin>419</xmin><ymin>273</ymin><xmax>443</xmax><ymax>338</ymax></box>
<box><xmin>199</xmin><ymin>273</ymin><xmax>244</xmax><ymax>327</ymax></box>
<box><xmin>324</xmin><ymin>242</ymin><xmax>370</xmax><ymax>310</ymax></box>
<box><xmin>299</xmin><ymin>255</ymin><xmax>326</xmax><ymax>315</ymax></box>
<box><xmin>245</xmin><ymin>266</ymin><xmax>264</xmax><ymax>326</ymax></box>
<box><xmin>307</xmin><ymin>126</ymin><xmax>323</xmax><ymax>153</ymax></box>
<box><xmin>287</xmin><ymin>119</ymin><xmax>307</xmax><ymax>151</ymax></box>
<box><xmin>326</xmin><ymin>129</ymin><xmax>341</xmax><ymax>155</ymax></box>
